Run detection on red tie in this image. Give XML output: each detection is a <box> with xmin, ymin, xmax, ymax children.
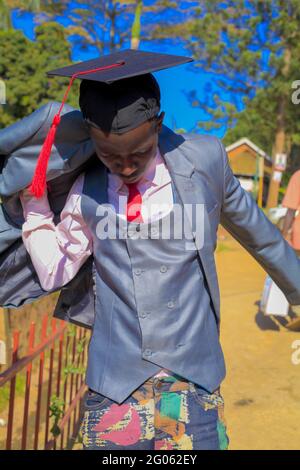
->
<box><xmin>125</xmin><ymin>182</ymin><xmax>144</xmax><ymax>223</ymax></box>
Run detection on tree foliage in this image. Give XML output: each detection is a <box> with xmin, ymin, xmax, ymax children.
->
<box><xmin>153</xmin><ymin>1</ymin><xmax>300</xmax><ymax>157</ymax></box>
<box><xmin>65</xmin><ymin>0</ymin><xmax>140</xmax><ymax>54</ymax></box>
<box><xmin>0</xmin><ymin>21</ymin><xmax>78</xmax><ymax>127</ymax></box>
<box><xmin>1</xmin><ymin>0</ymin><xmax>68</xmax><ymax>29</ymax></box>
<box><xmin>0</xmin><ymin>0</ymin><xmax>13</xmax><ymax>30</ymax></box>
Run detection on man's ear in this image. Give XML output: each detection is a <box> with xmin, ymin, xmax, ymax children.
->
<box><xmin>156</xmin><ymin>111</ymin><xmax>165</xmax><ymax>133</ymax></box>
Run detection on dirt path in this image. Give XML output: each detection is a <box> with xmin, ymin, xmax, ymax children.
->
<box><xmin>217</xmin><ymin>236</ymin><xmax>300</xmax><ymax>450</ymax></box>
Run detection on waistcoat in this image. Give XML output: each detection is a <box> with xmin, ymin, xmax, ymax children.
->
<box><xmin>80</xmin><ymin>159</ymin><xmax>225</xmax><ymax>403</ymax></box>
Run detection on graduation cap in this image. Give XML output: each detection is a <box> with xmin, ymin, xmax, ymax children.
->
<box><xmin>29</xmin><ymin>49</ymin><xmax>193</xmax><ymax>198</ymax></box>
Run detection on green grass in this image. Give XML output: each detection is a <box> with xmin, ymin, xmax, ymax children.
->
<box><xmin>0</xmin><ymin>374</ymin><xmax>26</xmax><ymax>413</ymax></box>
<box><xmin>216</xmin><ymin>241</ymin><xmax>234</xmax><ymax>253</ymax></box>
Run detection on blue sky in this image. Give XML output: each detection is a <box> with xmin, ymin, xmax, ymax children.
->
<box><xmin>10</xmin><ymin>4</ymin><xmax>249</xmax><ymax>138</ymax></box>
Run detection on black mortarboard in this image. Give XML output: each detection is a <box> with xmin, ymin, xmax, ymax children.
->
<box><xmin>29</xmin><ymin>49</ymin><xmax>193</xmax><ymax>198</ymax></box>
<box><xmin>79</xmin><ymin>73</ymin><xmax>162</xmax><ymax>135</ymax></box>
<box><xmin>47</xmin><ymin>49</ymin><xmax>193</xmax><ymax>83</ymax></box>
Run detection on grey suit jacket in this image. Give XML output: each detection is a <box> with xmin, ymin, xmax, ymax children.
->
<box><xmin>0</xmin><ymin>101</ymin><xmax>299</xmax><ymax>329</ymax></box>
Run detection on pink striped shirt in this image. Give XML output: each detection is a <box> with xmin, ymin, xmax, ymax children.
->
<box><xmin>20</xmin><ymin>148</ymin><xmax>174</xmax><ymax>378</ymax></box>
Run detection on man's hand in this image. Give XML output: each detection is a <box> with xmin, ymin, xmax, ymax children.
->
<box><xmin>19</xmin><ymin>185</ymin><xmax>48</xmax><ymax>204</ymax></box>
<box><xmin>281</xmin><ymin>208</ymin><xmax>296</xmax><ymax>246</ymax></box>
<box><xmin>20</xmin><ymin>186</ymin><xmax>33</xmax><ymax>198</ymax></box>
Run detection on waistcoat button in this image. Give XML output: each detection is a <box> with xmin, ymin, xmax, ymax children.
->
<box><xmin>139</xmin><ymin>311</ymin><xmax>148</xmax><ymax>319</ymax></box>
<box><xmin>160</xmin><ymin>265</ymin><xmax>168</xmax><ymax>273</ymax></box>
<box><xmin>128</xmin><ymin>231</ymin><xmax>139</xmax><ymax>239</ymax></box>
<box><xmin>144</xmin><ymin>349</ymin><xmax>152</xmax><ymax>356</ymax></box>
<box><xmin>167</xmin><ymin>301</ymin><xmax>175</xmax><ymax>309</ymax></box>
<box><xmin>134</xmin><ymin>269</ymin><xmax>142</xmax><ymax>275</ymax></box>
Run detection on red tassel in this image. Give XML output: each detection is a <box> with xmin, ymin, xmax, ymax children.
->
<box><xmin>28</xmin><ymin>114</ymin><xmax>61</xmax><ymax>198</ymax></box>
<box><xmin>28</xmin><ymin>60</ymin><xmax>125</xmax><ymax>198</ymax></box>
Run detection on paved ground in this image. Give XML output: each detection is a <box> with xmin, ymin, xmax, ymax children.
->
<box><xmin>217</xmin><ymin>235</ymin><xmax>300</xmax><ymax>450</ymax></box>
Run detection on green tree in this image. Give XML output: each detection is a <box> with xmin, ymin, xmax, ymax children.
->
<box><xmin>66</xmin><ymin>0</ymin><xmax>140</xmax><ymax>54</ymax></box>
<box><xmin>223</xmin><ymin>88</ymin><xmax>279</xmax><ymax>156</ymax></box>
<box><xmin>0</xmin><ymin>22</ymin><xmax>78</xmax><ymax>127</ymax></box>
<box><xmin>154</xmin><ymin>0</ymin><xmax>300</xmax><ymax>207</ymax></box>
<box><xmin>0</xmin><ymin>1</ymin><xmax>42</xmax><ymax>31</ymax></box>
<box><xmin>0</xmin><ymin>1</ymin><xmax>68</xmax><ymax>31</ymax></box>
<box><xmin>131</xmin><ymin>0</ymin><xmax>143</xmax><ymax>50</ymax></box>
<box><xmin>0</xmin><ymin>0</ymin><xmax>13</xmax><ymax>30</ymax></box>
<box><xmin>223</xmin><ymin>83</ymin><xmax>300</xmax><ymax>187</ymax></box>
<box><xmin>59</xmin><ymin>0</ymin><xmax>196</xmax><ymax>54</ymax></box>
<box><xmin>149</xmin><ymin>0</ymin><xmax>199</xmax><ymax>41</ymax></box>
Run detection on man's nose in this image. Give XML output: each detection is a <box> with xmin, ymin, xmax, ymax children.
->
<box><xmin>120</xmin><ymin>165</ymin><xmax>137</xmax><ymax>177</ymax></box>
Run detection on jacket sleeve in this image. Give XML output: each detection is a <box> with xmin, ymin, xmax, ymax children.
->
<box><xmin>20</xmin><ymin>173</ymin><xmax>93</xmax><ymax>292</ymax></box>
<box><xmin>218</xmin><ymin>139</ymin><xmax>300</xmax><ymax>305</ymax></box>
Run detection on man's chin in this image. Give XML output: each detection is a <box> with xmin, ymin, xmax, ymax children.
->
<box><xmin>121</xmin><ymin>173</ymin><xmax>143</xmax><ymax>184</ymax></box>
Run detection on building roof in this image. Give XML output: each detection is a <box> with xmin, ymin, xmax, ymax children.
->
<box><xmin>226</xmin><ymin>137</ymin><xmax>272</xmax><ymax>163</ymax></box>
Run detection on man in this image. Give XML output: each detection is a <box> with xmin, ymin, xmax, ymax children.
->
<box><xmin>282</xmin><ymin>169</ymin><xmax>300</xmax><ymax>255</ymax></box>
<box><xmin>4</xmin><ymin>50</ymin><xmax>300</xmax><ymax>450</ymax></box>
<box><xmin>281</xmin><ymin>169</ymin><xmax>300</xmax><ymax>329</ymax></box>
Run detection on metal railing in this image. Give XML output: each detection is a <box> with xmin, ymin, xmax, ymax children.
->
<box><xmin>0</xmin><ymin>313</ymin><xmax>89</xmax><ymax>450</ymax></box>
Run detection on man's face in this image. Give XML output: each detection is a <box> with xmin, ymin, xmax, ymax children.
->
<box><xmin>88</xmin><ymin>112</ymin><xmax>164</xmax><ymax>185</ymax></box>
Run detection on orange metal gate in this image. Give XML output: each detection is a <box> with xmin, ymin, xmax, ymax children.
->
<box><xmin>0</xmin><ymin>314</ymin><xmax>89</xmax><ymax>450</ymax></box>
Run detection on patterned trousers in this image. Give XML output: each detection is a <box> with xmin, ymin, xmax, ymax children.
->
<box><xmin>80</xmin><ymin>373</ymin><xmax>229</xmax><ymax>450</ymax></box>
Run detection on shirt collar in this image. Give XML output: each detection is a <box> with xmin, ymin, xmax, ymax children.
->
<box><xmin>108</xmin><ymin>147</ymin><xmax>168</xmax><ymax>193</ymax></box>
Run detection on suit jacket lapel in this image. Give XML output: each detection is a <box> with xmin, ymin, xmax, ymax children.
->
<box><xmin>159</xmin><ymin>129</ymin><xmax>220</xmax><ymax>317</ymax></box>
<box><xmin>90</xmin><ymin>127</ymin><xmax>220</xmax><ymax>318</ymax></box>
